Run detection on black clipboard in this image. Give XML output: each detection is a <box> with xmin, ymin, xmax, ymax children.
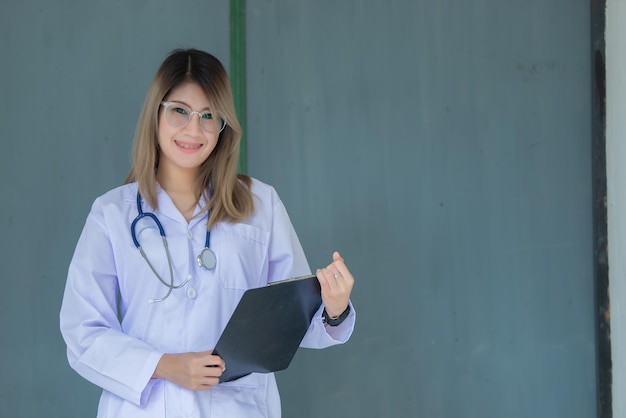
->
<box><xmin>213</xmin><ymin>274</ymin><xmax>322</xmax><ymax>382</ymax></box>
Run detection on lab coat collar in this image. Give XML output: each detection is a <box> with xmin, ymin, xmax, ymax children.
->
<box><xmin>157</xmin><ymin>184</ymin><xmax>210</xmax><ymax>227</ymax></box>
<box><xmin>128</xmin><ymin>182</ymin><xmax>209</xmax><ymax>227</ymax></box>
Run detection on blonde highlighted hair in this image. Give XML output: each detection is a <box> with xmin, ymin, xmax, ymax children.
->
<box><xmin>125</xmin><ymin>49</ymin><xmax>253</xmax><ymax>227</ymax></box>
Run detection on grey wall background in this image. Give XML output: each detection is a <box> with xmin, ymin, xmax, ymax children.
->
<box><xmin>607</xmin><ymin>1</ymin><xmax>626</xmax><ymax>416</ymax></box>
<box><xmin>247</xmin><ymin>1</ymin><xmax>595</xmax><ymax>417</ymax></box>
<box><xmin>0</xmin><ymin>1</ymin><xmax>231</xmax><ymax>416</ymax></box>
<box><xmin>0</xmin><ymin>1</ymin><xmax>595</xmax><ymax>417</ymax></box>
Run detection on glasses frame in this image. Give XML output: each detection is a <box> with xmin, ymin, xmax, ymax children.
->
<box><xmin>160</xmin><ymin>101</ymin><xmax>226</xmax><ymax>134</ymax></box>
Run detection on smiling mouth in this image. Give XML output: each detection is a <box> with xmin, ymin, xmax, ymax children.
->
<box><xmin>175</xmin><ymin>140</ymin><xmax>203</xmax><ymax>150</ymax></box>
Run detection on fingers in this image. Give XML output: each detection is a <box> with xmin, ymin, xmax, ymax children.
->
<box><xmin>316</xmin><ymin>251</ymin><xmax>355</xmax><ymax>318</ymax></box>
<box><xmin>202</xmin><ymin>352</ymin><xmax>226</xmax><ymax>375</ymax></box>
<box><xmin>191</xmin><ymin>352</ymin><xmax>225</xmax><ymax>390</ymax></box>
<box><xmin>205</xmin><ymin>351</ymin><xmax>226</xmax><ymax>370</ymax></box>
<box><xmin>327</xmin><ymin>251</ymin><xmax>354</xmax><ymax>287</ymax></box>
<box><xmin>316</xmin><ymin>267</ymin><xmax>338</xmax><ymax>291</ymax></box>
<box><xmin>317</xmin><ymin>267</ymin><xmax>351</xmax><ymax>317</ymax></box>
<box><xmin>156</xmin><ymin>351</ymin><xmax>225</xmax><ymax>391</ymax></box>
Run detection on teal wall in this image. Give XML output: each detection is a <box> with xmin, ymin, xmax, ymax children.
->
<box><xmin>247</xmin><ymin>1</ymin><xmax>595</xmax><ymax>417</ymax></box>
<box><xmin>0</xmin><ymin>1</ymin><xmax>595</xmax><ymax>417</ymax></box>
<box><xmin>0</xmin><ymin>1</ymin><xmax>230</xmax><ymax>416</ymax></box>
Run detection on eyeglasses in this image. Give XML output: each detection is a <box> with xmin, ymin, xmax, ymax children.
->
<box><xmin>161</xmin><ymin>101</ymin><xmax>226</xmax><ymax>134</ymax></box>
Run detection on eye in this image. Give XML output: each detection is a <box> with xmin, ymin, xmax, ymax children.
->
<box><xmin>172</xmin><ymin>106</ymin><xmax>188</xmax><ymax>115</ymax></box>
<box><xmin>201</xmin><ymin>112</ymin><xmax>214</xmax><ymax>120</ymax></box>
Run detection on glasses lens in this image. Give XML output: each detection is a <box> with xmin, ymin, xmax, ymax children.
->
<box><xmin>162</xmin><ymin>102</ymin><xmax>226</xmax><ymax>134</ymax></box>
<box><xmin>164</xmin><ymin>104</ymin><xmax>190</xmax><ymax>128</ymax></box>
<box><xmin>199</xmin><ymin>113</ymin><xmax>225</xmax><ymax>134</ymax></box>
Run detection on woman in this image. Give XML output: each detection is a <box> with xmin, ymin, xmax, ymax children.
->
<box><xmin>60</xmin><ymin>48</ymin><xmax>355</xmax><ymax>417</ymax></box>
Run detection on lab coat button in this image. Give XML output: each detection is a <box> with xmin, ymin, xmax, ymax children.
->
<box><xmin>187</xmin><ymin>288</ymin><xmax>197</xmax><ymax>299</ymax></box>
<box><xmin>187</xmin><ymin>230</ymin><xmax>193</xmax><ymax>240</ymax></box>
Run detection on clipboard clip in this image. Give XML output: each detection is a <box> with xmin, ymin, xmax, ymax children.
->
<box><xmin>269</xmin><ymin>274</ymin><xmax>317</xmax><ymax>286</ymax></box>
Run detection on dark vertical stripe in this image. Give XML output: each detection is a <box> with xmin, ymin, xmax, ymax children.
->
<box><xmin>591</xmin><ymin>0</ymin><xmax>610</xmax><ymax>416</ymax></box>
<box><xmin>230</xmin><ymin>0</ymin><xmax>247</xmax><ymax>174</ymax></box>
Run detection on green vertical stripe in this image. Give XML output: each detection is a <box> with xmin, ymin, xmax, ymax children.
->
<box><xmin>230</xmin><ymin>0</ymin><xmax>247</xmax><ymax>175</ymax></box>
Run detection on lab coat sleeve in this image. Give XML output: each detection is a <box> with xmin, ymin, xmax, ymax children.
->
<box><xmin>300</xmin><ymin>302</ymin><xmax>356</xmax><ymax>348</ymax></box>
<box><xmin>266</xmin><ymin>189</ymin><xmax>355</xmax><ymax>349</ymax></box>
<box><xmin>60</xmin><ymin>200</ymin><xmax>162</xmax><ymax>406</ymax></box>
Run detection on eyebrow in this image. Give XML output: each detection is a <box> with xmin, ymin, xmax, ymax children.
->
<box><xmin>168</xmin><ymin>100</ymin><xmax>212</xmax><ymax>112</ymax></box>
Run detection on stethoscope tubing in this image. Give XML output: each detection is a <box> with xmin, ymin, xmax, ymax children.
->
<box><xmin>131</xmin><ymin>190</ymin><xmax>215</xmax><ymax>303</ymax></box>
<box><xmin>131</xmin><ymin>192</ymin><xmax>165</xmax><ymax>247</ymax></box>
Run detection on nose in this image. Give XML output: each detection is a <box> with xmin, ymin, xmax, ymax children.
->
<box><xmin>183</xmin><ymin>112</ymin><xmax>204</xmax><ymax>134</ymax></box>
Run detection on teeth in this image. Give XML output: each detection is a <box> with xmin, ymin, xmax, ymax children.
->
<box><xmin>176</xmin><ymin>141</ymin><xmax>201</xmax><ymax>149</ymax></box>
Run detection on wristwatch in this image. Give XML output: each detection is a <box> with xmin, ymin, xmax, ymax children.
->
<box><xmin>322</xmin><ymin>305</ymin><xmax>351</xmax><ymax>327</ymax></box>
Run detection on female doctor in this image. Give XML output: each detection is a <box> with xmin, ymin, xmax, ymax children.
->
<box><xmin>59</xmin><ymin>48</ymin><xmax>355</xmax><ymax>418</ymax></box>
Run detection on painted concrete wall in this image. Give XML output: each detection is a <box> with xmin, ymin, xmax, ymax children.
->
<box><xmin>607</xmin><ymin>0</ymin><xmax>626</xmax><ymax>416</ymax></box>
<box><xmin>247</xmin><ymin>1</ymin><xmax>595</xmax><ymax>417</ymax></box>
<box><xmin>0</xmin><ymin>1</ymin><xmax>230</xmax><ymax>416</ymax></box>
<box><xmin>0</xmin><ymin>1</ymin><xmax>600</xmax><ymax>416</ymax></box>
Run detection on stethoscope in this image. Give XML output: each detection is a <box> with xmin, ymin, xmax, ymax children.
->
<box><xmin>131</xmin><ymin>191</ymin><xmax>216</xmax><ymax>303</ymax></box>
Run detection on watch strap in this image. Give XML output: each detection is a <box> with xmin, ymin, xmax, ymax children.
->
<box><xmin>322</xmin><ymin>305</ymin><xmax>351</xmax><ymax>327</ymax></box>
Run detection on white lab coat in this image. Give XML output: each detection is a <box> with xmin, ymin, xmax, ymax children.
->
<box><xmin>60</xmin><ymin>179</ymin><xmax>355</xmax><ymax>418</ymax></box>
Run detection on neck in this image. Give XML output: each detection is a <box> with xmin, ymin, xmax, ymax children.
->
<box><xmin>156</xmin><ymin>164</ymin><xmax>199</xmax><ymax>195</ymax></box>
<box><xmin>156</xmin><ymin>164</ymin><xmax>200</xmax><ymax>223</ymax></box>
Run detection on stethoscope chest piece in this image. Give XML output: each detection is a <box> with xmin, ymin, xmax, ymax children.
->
<box><xmin>197</xmin><ymin>247</ymin><xmax>217</xmax><ymax>270</ymax></box>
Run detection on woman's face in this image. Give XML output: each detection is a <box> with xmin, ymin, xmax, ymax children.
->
<box><xmin>157</xmin><ymin>81</ymin><xmax>221</xmax><ymax>178</ymax></box>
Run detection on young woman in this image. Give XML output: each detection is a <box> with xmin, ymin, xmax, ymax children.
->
<box><xmin>60</xmin><ymin>49</ymin><xmax>355</xmax><ymax>417</ymax></box>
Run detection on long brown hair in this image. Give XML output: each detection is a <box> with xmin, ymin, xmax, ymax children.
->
<box><xmin>125</xmin><ymin>49</ymin><xmax>253</xmax><ymax>227</ymax></box>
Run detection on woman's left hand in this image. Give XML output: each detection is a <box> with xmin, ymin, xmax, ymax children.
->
<box><xmin>316</xmin><ymin>251</ymin><xmax>355</xmax><ymax>318</ymax></box>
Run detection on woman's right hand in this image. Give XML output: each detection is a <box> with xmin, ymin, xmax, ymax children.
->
<box><xmin>152</xmin><ymin>351</ymin><xmax>225</xmax><ymax>391</ymax></box>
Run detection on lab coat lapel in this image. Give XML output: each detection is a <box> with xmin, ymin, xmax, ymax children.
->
<box><xmin>155</xmin><ymin>187</ymin><xmax>187</xmax><ymax>224</ymax></box>
<box><xmin>155</xmin><ymin>186</ymin><xmax>209</xmax><ymax>228</ymax></box>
